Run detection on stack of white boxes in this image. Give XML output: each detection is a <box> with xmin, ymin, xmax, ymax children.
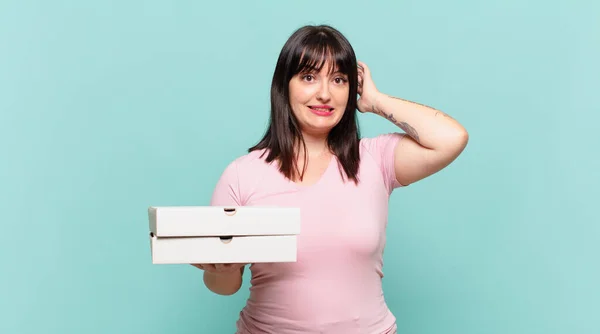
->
<box><xmin>148</xmin><ymin>206</ymin><xmax>301</xmax><ymax>264</ymax></box>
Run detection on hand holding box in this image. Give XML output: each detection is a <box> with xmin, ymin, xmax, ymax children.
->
<box><xmin>148</xmin><ymin>206</ymin><xmax>300</xmax><ymax>264</ymax></box>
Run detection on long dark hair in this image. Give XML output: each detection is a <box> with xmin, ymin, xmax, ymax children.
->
<box><xmin>249</xmin><ymin>24</ymin><xmax>361</xmax><ymax>184</ymax></box>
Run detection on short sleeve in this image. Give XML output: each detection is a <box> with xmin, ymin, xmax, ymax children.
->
<box><xmin>361</xmin><ymin>132</ymin><xmax>406</xmax><ymax>194</ymax></box>
<box><xmin>210</xmin><ymin>160</ymin><xmax>244</xmax><ymax>207</ymax></box>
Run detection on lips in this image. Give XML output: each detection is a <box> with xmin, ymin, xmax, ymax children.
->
<box><xmin>307</xmin><ymin>105</ymin><xmax>334</xmax><ymax>117</ymax></box>
<box><xmin>309</xmin><ymin>105</ymin><xmax>334</xmax><ymax>111</ymax></box>
<box><xmin>308</xmin><ymin>105</ymin><xmax>334</xmax><ymax>117</ymax></box>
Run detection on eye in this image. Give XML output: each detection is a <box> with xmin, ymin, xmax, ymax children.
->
<box><xmin>334</xmin><ymin>76</ymin><xmax>348</xmax><ymax>84</ymax></box>
<box><xmin>302</xmin><ymin>74</ymin><xmax>315</xmax><ymax>82</ymax></box>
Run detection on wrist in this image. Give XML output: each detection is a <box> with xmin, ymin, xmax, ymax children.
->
<box><xmin>370</xmin><ymin>92</ymin><xmax>386</xmax><ymax>114</ymax></box>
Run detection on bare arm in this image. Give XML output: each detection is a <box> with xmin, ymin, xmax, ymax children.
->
<box><xmin>372</xmin><ymin>93</ymin><xmax>469</xmax><ymax>186</ymax></box>
<box><xmin>356</xmin><ymin>61</ymin><xmax>469</xmax><ymax>186</ymax></box>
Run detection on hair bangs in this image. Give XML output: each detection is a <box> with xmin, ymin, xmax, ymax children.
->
<box><xmin>294</xmin><ymin>35</ymin><xmax>353</xmax><ymax>77</ymax></box>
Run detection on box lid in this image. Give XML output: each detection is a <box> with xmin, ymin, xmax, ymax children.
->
<box><xmin>148</xmin><ymin>206</ymin><xmax>301</xmax><ymax>237</ymax></box>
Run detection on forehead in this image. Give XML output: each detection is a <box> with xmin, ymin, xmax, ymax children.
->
<box><xmin>297</xmin><ymin>52</ymin><xmax>344</xmax><ymax>75</ymax></box>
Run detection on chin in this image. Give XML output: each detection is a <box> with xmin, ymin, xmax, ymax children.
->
<box><xmin>303</xmin><ymin>118</ymin><xmax>341</xmax><ymax>135</ymax></box>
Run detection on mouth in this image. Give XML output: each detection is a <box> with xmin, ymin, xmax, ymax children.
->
<box><xmin>308</xmin><ymin>105</ymin><xmax>334</xmax><ymax>116</ymax></box>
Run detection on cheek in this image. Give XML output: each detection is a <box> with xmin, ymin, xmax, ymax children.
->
<box><xmin>289</xmin><ymin>85</ymin><xmax>312</xmax><ymax>105</ymax></box>
<box><xmin>332</xmin><ymin>82</ymin><xmax>349</xmax><ymax>95</ymax></box>
<box><xmin>333</xmin><ymin>87</ymin><xmax>350</xmax><ymax>104</ymax></box>
<box><xmin>296</xmin><ymin>87</ymin><xmax>318</xmax><ymax>103</ymax></box>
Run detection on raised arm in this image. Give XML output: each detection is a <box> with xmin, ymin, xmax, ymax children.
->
<box><xmin>357</xmin><ymin>61</ymin><xmax>469</xmax><ymax>186</ymax></box>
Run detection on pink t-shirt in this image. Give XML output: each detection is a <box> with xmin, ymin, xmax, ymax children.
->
<box><xmin>210</xmin><ymin>133</ymin><xmax>406</xmax><ymax>334</ymax></box>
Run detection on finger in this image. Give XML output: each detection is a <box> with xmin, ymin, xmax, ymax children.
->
<box><xmin>219</xmin><ymin>264</ymin><xmax>236</xmax><ymax>272</ymax></box>
<box><xmin>225</xmin><ymin>264</ymin><xmax>239</xmax><ymax>272</ymax></box>
<box><xmin>218</xmin><ymin>263</ymin><xmax>244</xmax><ymax>273</ymax></box>
<box><xmin>215</xmin><ymin>264</ymin><xmax>225</xmax><ymax>272</ymax></box>
<box><xmin>221</xmin><ymin>264</ymin><xmax>235</xmax><ymax>272</ymax></box>
<box><xmin>191</xmin><ymin>264</ymin><xmax>204</xmax><ymax>270</ymax></box>
<box><xmin>204</xmin><ymin>264</ymin><xmax>217</xmax><ymax>272</ymax></box>
<box><xmin>358</xmin><ymin>61</ymin><xmax>370</xmax><ymax>75</ymax></box>
<box><xmin>226</xmin><ymin>263</ymin><xmax>245</xmax><ymax>272</ymax></box>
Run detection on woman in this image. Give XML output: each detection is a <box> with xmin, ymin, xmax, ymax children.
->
<box><xmin>194</xmin><ymin>25</ymin><xmax>468</xmax><ymax>333</ymax></box>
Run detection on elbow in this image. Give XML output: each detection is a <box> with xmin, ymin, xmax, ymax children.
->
<box><xmin>440</xmin><ymin>127</ymin><xmax>469</xmax><ymax>155</ymax></box>
<box><xmin>456</xmin><ymin>128</ymin><xmax>469</xmax><ymax>148</ymax></box>
<box><xmin>453</xmin><ymin>128</ymin><xmax>469</xmax><ymax>155</ymax></box>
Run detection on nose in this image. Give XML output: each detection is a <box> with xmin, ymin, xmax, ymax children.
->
<box><xmin>316</xmin><ymin>81</ymin><xmax>331</xmax><ymax>102</ymax></box>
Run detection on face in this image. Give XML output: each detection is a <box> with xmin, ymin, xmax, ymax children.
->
<box><xmin>288</xmin><ymin>60</ymin><xmax>349</xmax><ymax>137</ymax></box>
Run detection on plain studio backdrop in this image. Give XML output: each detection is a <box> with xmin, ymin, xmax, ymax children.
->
<box><xmin>1</xmin><ymin>1</ymin><xmax>598</xmax><ymax>333</ymax></box>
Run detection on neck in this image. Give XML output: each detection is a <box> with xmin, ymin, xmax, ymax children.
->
<box><xmin>296</xmin><ymin>132</ymin><xmax>330</xmax><ymax>158</ymax></box>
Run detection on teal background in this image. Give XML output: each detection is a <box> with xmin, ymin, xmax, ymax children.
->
<box><xmin>1</xmin><ymin>0</ymin><xmax>598</xmax><ymax>333</ymax></box>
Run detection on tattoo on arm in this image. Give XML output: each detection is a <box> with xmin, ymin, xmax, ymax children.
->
<box><xmin>371</xmin><ymin>102</ymin><xmax>421</xmax><ymax>143</ymax></box>
<box><xmin>398</xmin><ymin>122</ymin><xmax>420</xmax><ymax>142</ymax></box>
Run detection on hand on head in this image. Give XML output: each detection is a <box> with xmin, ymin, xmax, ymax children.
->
<box><xmin>356</xmin><ymin>61</ymin><xmax>381</xmax><ymax>114</ymax></box>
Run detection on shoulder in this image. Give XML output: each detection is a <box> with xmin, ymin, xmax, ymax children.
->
<box><xmin>359</xmin><ymin>132</ymin><xmax>405</xmax><ymax>160</ymax></box>
<box><xmin>224</xmin><ymin>148</ymin><xmax>273</xmax><ymax>174</ymax></box>
<box><xmin>211</xmin><ymin>148</ymin><xmax>280</xmax><ymax>206</ymax></box>
<box><xmin>358</xmin><ymin>132</ymin><xmax>407</xmax><ymax>193</ymax></box>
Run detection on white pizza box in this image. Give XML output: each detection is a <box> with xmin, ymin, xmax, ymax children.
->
<box><xmin>148</xmin><ymin>206</ymin><xmax>300</xmax><ymax>264</ymax></box>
